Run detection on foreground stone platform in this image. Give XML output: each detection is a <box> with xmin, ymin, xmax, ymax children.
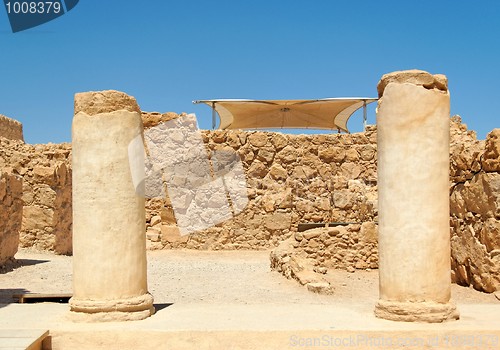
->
<box><xmin>0</xmin><ymin>302</ymin><xmax>499</xmax><ymax>349</ymax></box>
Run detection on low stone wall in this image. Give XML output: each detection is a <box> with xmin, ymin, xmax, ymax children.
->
<box><xmin>0</xmin><ymin>114</ymin><xmax>24</xmax><ymax>142</ymax></box>
<box><xmin>270</xmin><ymin>223</ymin><xmax>378</xmax><ymax>293</ymax></box>
<box><xmin>0</xmin><ymin>172</ymin><xmax>23</xmax><ymax>265</ymax></box>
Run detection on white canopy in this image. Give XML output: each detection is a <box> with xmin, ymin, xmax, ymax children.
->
<box><xmin>193</xmin><ymin>98</ymin><xmax>377</xmax><ymax>133</ymax></box>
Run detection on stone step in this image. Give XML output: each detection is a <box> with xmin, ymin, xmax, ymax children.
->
<box><xmin>0</xmin><ymin>329</ymin><xmax>49</xmax><ymax>350</ymax></box>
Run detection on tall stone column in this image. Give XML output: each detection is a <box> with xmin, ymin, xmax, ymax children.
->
<box><xmin>374</xmin><ymin>70</ymin><xmax>459</xmax><ymax>322</ymax></box>
<box><xmin>69</xmin><ymin>90</ymin><xmax>154</xmax><ymax>321</ymax></box>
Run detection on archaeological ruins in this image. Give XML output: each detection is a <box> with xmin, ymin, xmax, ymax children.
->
<box><xmin>0</xmin><ymin>69</ymin><xmax>499</xmax><ymax>347</ymax></box>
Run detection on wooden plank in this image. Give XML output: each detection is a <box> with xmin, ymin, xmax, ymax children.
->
<box><xmin>0</xmin><ymin>330</ymin><xmax>48</xmax><ymax>350</ymax></box>
<box><xmin>0</xmin><ymin>330</ymin><xmax>48</xmax><ymax>338</ymax></box>
<box><xmin>12</xmin><ymin>293</ymin><xmax>72</xmax><ymax>304</ymax></box>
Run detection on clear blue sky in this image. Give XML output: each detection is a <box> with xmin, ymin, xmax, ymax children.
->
<box><xmin>1</xmin><ymin>1</ymin><xmax>499</xmax><ymax>144</ymax></box>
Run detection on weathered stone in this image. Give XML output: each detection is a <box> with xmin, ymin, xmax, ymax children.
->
<box><xmin>345</xmin><ymin>148</ymin><xmax>359</xmax><ymax>162</ymax></box>
<box><xmin>0</xmin><ymin>114</ymin><xmax>24</xmax><ymax>141</ymax></box>
<box><xmin>271</xmin><ymin>133</ymin><xmax>287</xmax><ymax>149</ymax></box>
<box><xmin>307</xmin><ymin>282</ymin><xmax>333</xmax><ymax>294</ymax></box>
<box><xmin>359</xmin><ymin>145</ymin><xmax>376</xmax><ymax>161</ymax></box>
<box><xmin>303</xmin><ymin>229</ymin><xmax>321</xmax><ymax>240</ymax></box>
<box><xmin>319</xmin><ymin>146</ymin><xmax>345</xmax><ymax>163</ymax></box>
<box><xmin>276</xmin><ymin>145</ymin><xmax>297</xmax><ymax>163</ymax></box>
<box><xmin>264</xmin><ymin>213</ymin><xmax>291</xmax><ymax>231</ymax></box>
<box><xmin>333</xmin><ymin>190</ymin><xmax>355</xmax><ymax>209</ymax></box>
<box><xmin>248</xmin><ymin>132</ymin><xmax>268</xmax><ymax>147</ymax></box>
<box><xmin>377</xmin><ymin>69</ymin><xmax>448</xmax><ymax>97</ymax></box>
<box><xmin>269</xmin><ymin>164</ymin><xmax>287</xmax><ymax>180</ymax></box>
<box><xmin>33</xmin><ymin>166</ymin><xmax>55</xmax><ymax>186</ymax></box>
<box><xmin>70</xmin><ymin>90</ymin><xmax>153</xmax><ymax>321</ymax></box>
<box><xmin>161</xmin><ymin>225</ymin><xmax>188</xmax><ymax>244</ymax></box>
<box><xmin>340</xmin><ymin>162</ymin><xmax>361</xmax><ymax>179</ymax></box>
<box><xmin>22</xmin><ymin>206</ymin><xmax>54</xmax><ymax>231</ymax></box>
<box><xmin>150</xmin><ymin>215</ymin><xmax>161</xmax><ymax>227</ymax></box>
<box><xmin>146</xmin><ymin>227</ymin><xmax>161</xmax><ymax>242</ymax></box>
<box><xmin>482</xmin><ymin>129</ymin><xmax>500</xmax><ymax>172</ymax></box>
<box><xmin>375</xmin><ymin>71</ymin><xmax>458</xmax><ymax>322</ymax></box>
<box><xmin>247</xmin><ymin>160</ymin><xmax>268</xmax><ymax>178</ymax></box>
<box><xmin>479</xmin><ymin>218</ymin><xmax>500</xmax><ymax>252</ymax></box>
<box><xmin>360</xmin><ymin>221</ymin><xmax>377</xmax><ymax>243</ymax></box>
<box><xmin>74</xmin><ymin>90</ymin><xmax>141</xmax><ymax>116</ymax></box>
<box><xmin>0</xmin><ymin>173</ymin><xmax>23</xmax><ymax>265</ymax></box>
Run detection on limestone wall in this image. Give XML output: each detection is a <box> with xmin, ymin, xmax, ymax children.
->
<box><xmin>449</xmin><ymin>117</ymin><xmax>500</xmax><ymax>292</ymax></box>
<box><xmin>0</xmin><ymin>137</ymin><xmax>72</xmax><ymax>254</ymax></box>
<box><xmin>0</xmin><ymin>171</ymin><xmax>23</xmax><ymax>265</ymax></box>
<box><xmin>0</xmin><ymin>114</ymin><xmax>24</xmax><ymax>141</ymax></box>
<box><xmin>269</xmin><ymin>116</ymin><xmax>500</xmax><ymax>294</ymax></box>
<box><xmin>142</xmin><ymin>114</ymin><xmax>378</xmax><ymax>250</ymax></box>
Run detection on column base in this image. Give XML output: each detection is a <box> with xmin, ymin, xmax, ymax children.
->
<box><xmin>374</xmin><ymin>299</ymin><xmax>459</xmax><ymax>323</ymax></box>
<box><xmin>69</xmin><ymin>293</ymin><xmax>155</xmax><ymax>322</ymax></box>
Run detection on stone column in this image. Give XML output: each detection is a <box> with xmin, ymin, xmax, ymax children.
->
<box><xmin>69</xmin><ymin>90</ymin><xmax>154</xmax><ymax>321</ymax></box>
<box><xmin>374</xmin><ymin>70</ymin><xmax>459</xmax><ymax>322</ymax></box>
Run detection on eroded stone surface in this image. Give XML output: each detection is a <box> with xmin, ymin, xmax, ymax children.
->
<box><xmin>374</xmin><ymin>300</ymin><xmax>460</xmax><ymax>323</ymax></box>
<box><xmin>377</xmin><ymin>69</ymin><xmax>448</xmax><ymax>97</ymax></box>
<box><xmin>450</xmin><ymin>124</ymin><xmax>500</xmax><ymax>293</ymax></box>
<box><xmin>0</xmin><ymin>114</ymin><xmax>23</xmax><ymax>141</ymax></box>
<box><xmin>74</xmin><ymin>90</ymin><xmax>141</xmax><ymax>116</ymax></box>
<box><xmin>483</xmin><ymin>128</ymin><xmax>500</xmax><ymax>172</ymax></box>
<box><xmin>375</xmin><ymin>71</ymin><xmax>458</xmax><ymax>322</ymax></box>
<box><xmin>0</xmin><ymin>172</ymin><xmax>23</xmax><ymax>265</ymax></box>
<box><xmin>71</xmin><ymin>91</ymin><xmax>153</xmax><ymax>321</ymax></box>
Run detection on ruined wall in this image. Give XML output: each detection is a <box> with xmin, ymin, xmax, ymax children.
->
<box><xmin>0</xmin><ymin>137</ymin><xmax>72</xmax><ymax>254</ymax></box>
<box><xmin>269</xmin><ymin>117</ymin><xmax>500</xmax><ymax>294</ymax></box>
<box><xmin>142</xmin><ymin>112</ymin><xmax>378</xmax><ymax>250</ymax></box>
<box><xmin>0</xmin><ymin>114</ymin><xmax>24</xmax><ymax>142</ymax></box>
<box><xmin>0</xmin><ymin>171</ymin><xmax>23</xmax><ymax>265</ymax></box>
<box><xmin>449</xmin><ymin>117</ymin><xmax>500</xmax><ymax>292</ymax></box>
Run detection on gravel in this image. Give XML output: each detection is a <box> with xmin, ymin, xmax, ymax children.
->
<box><xmin>1</xmin><ymin>249</ymin><xmax>497</xmax><ymax>307</ymax></box>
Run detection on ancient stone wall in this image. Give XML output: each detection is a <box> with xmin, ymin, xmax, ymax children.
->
<box><xmin>0</xmin><ymin>114</ymin><xmax>24</xmax><ymax>142</ymax></box>
<box><xmin>0</xmin><ymin>171</ymin><xmax>23</xmax><ymax>265</ymax></box>
<box><xmin>270</xmin><ymin>117</ymin><xmax>500</xmax><ymax>294</ymax></box>
<box><xmin>449</xmin><ymin>117</ymin><xmax>500</xmax><ymax>292</ymax></box>
<box><xmin>0</xmin><ymin>137</ymin><xmax>72</xmax><ymax>254</ymax></box>
<box><xmin>142</xmin><ymin>113</ymin><xmax>378</xmax><ymax>250</ymax></box>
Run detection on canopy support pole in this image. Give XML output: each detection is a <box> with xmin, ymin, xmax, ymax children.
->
<box><xmin>363</xmin><ymin>100</ymin><xmax>367</xmax><ymax>131</ymax></box>
<box><xmin>211</xmin><ymin>102</ymin><xmax>216</xmax><ymax>129</ymax></box>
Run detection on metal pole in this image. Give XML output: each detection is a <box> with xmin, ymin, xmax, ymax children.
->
<box><xmin>211</xmin><ymin>102</ymin><xmax>216</xmax><ymax>129</ymax></box>
<box><xmin>363</xmin><ymin>100</ymin><xmax>367</xmax><ymax>131</ymax></box>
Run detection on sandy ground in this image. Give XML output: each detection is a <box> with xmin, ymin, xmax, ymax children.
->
<box><xmin>1</xmin><ymin>248</ymin><xmax>497</xmax><ymax>308</ymax></box>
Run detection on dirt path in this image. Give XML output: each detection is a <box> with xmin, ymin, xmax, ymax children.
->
<box><xmin>1</xmin><ymin>249</ymin><xmax>497</xmax><ymax>307</ymax></box>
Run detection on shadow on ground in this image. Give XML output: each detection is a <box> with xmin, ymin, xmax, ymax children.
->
<box><xmin>153</xmin><ymin>303</ymin><xmax>174</xmax><ymax>312</ymax></box>
<box><xmin>0</xmin><ymin>288</ymin><xmax>31</xmax><ymax>307</ymax></box>
<box><xmin>0</xmin><ymin>258</ymin><xmax>49</xmax><ymax>274</ymax></box>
